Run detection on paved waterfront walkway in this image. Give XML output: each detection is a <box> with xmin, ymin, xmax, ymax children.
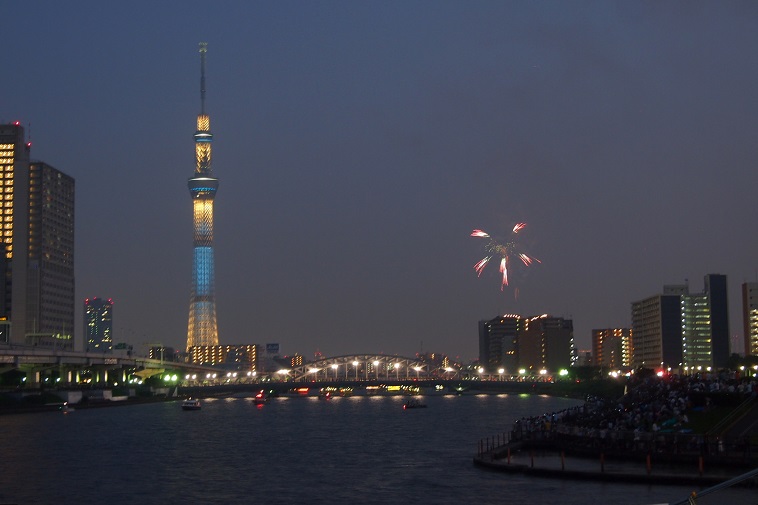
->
<box><xmin>473</xmin><ymin>446</ymin><xmax>754</xmax><ymax>487</ymax></box>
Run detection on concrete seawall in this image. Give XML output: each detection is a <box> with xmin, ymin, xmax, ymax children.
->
<box><xmin>473</xmin><ymin>443</ymin><xmax>756</xmax><ymax>487</ymax></box>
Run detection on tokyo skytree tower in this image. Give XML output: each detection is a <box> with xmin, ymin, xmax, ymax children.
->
<box><xmin>186</xmin><ymin>42</ymin><xmax>219</xmax><ymax>350</ymax></box>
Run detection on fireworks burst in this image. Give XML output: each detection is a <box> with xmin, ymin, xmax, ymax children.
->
<box><xmin>470</xmin><ymin>223</ymin><xmax>540</xmax><ymax>291</ymax></box>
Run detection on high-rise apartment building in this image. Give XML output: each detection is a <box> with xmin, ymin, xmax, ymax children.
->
<box><xmin>478</xmin><ymin>315</ymin><xmax>520</xmax><ymax>373</ymax></box>
<box><xmin>0</xmin><ymin>123</ymin><xmax>30</xmax><ymax>344</ymax></box>
<box><xmin>186</xmin><ymin>42</ymin><xmax>220</xmax><ymax>351</ymax></box>
<box><xmin>0</xmin><ymin>124</ymin><xmax>75</xmax><ymax>348</ymax></box>
<box><xmin>632</xmin><ymin>274</ymin><xmax>730</xmax><ymax>371</ymax></box>
<box><xmin>520</xmin><ymin>315</ymin><xmax>575</xmax><ymax>372</ymax></box>
<box><xmin>743</xmin><ymin>282</ymin><xmax>758</xmax><ymax>356</ymax></box>
<box><xmin>680</xmin><ymin>290</ymin><xmax>711</xmax><ymax>368</ymax></box>
<box><xmin>84</xmin><ymin>297</ymin><xmax>113</xmax><ymax>353</ymax></box>
<box><xmin>592</xmin><ymin>328</ymin><xmax>632</xmax><ymax>369</ymax></box>
<box><xmin>704</xmin><ymin>274</ymin><xmax>730</xmax><ymax>368</ymax></box>
<box><xmin>188</xmin><ymin>344</ymin><xmax>259</xmax><ymax>369</ymax></box>
<box><xmin>27</xmin><ymin>162</ymin><xmax>75</xmax><ymax>348</ymax></box>
<box><xmin>631</xmin><ymin>292</ymin><xmax>682</xmax><ymax>369</ymax></box>
<box><xmin>479</xmin><ymin>314</ymin><xmax>575</xmax><ymax>373</ymax></box>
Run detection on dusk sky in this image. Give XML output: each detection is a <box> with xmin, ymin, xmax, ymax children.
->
<box><xmin>5</xmin><ymin>2</ymin><xmax>758</xmax><ymax>361</ymax></box>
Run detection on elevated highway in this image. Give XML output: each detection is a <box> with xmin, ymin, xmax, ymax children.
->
<box><xmin>0</xmin><ymin>346</ymin><xmax>219</xmax><ymax>387</ymax></box>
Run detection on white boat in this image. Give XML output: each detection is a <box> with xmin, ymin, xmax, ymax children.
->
<box><xmin>181</xmin><ymin>398</ymin><xmax>201</xmax><ymax>411</ymax></box>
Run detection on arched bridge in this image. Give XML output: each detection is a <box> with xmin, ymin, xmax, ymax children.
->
<box><xmin>275</xmin><ymin>354</ymin><xmax>461</xmax><ymax>382</ymax></box>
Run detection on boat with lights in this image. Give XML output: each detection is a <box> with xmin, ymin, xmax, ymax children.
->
<box><xmin>253</xmin><ymin>390</ymin><xmax>269</xmax><ymax>405</ymax></box>
<box><xmin>181</xmin><ymin>398</ymin><xmax>202</xmax><ymax>410</ymax></box>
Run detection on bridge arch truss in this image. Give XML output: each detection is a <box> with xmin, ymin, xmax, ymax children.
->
<box><xmin>281</xmin><ymin>354</ymin><xmax>457</xmax><ymax>382</ymax></box>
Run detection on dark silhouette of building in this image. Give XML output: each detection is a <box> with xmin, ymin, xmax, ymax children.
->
<box><xmin>705</xmin><ymin>274</ymin><xmax>729</xmax><ymax>368</ymax></box>
<box><xmin>478</xmin><ymin>315</ymin><xmax>520</xmax><ymax>373</ymax></box>
<box><xmin>27</xmin><ymin>162</ymin><xmax>75</xmax><ymax>348</ymax></box>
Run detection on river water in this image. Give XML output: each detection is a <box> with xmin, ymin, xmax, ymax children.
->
<box><xmin>0</xmin><ymin>393</ymin><xmax>751</xmax><ymax>505</ymax></box>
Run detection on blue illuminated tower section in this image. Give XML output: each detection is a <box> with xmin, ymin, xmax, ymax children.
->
<box><xmin>186</xmin><ymin>42</ymin><xmax>219</xmax><ymax>350</ymax></box>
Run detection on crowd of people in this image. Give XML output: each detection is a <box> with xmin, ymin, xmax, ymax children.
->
<box><xmin>509</xmin><ymin>372</ymin><xmax>758</xmax><ymax>459</ymax></box>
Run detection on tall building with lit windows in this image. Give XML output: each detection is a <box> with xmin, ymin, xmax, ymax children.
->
<box><xmin>27</xmin><ymin>162</ymin><xmax>74</xmax><ymax>347</ymax></box>
<box><xmin>632</xmin><ymin>275</ymin><xmax>730</xmax><ymax>371</ymax></box>
<box><xmin>188</xmin><ymin>344</ymin><xmax>259</xmax><ymax>369</ymax></box>
<box><xmin>591</xmin><ymin>328</ymin><xmax>632</xmax><ymax>369</ymax></box>
<box><xmin>519</xmin><ymin>315</ymin><xmax>575</xmax><ymax>372</ymax></box>
<box><xmin>0</xmin><ymin>123</ymin><xmax>30</xmax><ymax>344</ymax></box>
<box><xmin>742</xmin><ymin>282</ymin><xmax>758</xmax><ymax>357</ymax></box>
<box><xmin>679</xmin><ymin>275</ymin><xmax>729</xmax><ymax>369</ymax></box>
<box><xmin>0</xmin><ymin>124</ymin><xmax>75</xmax><ymax>348</ymax></box>
<box><xmin>84</xmin><ymin>297</ymin><xmax>113</xmax><ymax>352</ymax></box>
<box><xmin>186</xmin><ymin>42</ymin><xmax>220</xmax><ymax>350</ymax></box>
<box><xmin>479</xmin><ymin>314</ymin><xmax>575</xmax><ymax>373</ymax></box>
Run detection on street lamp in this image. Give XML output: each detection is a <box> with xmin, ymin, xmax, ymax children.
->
<box><xmin>309</xmin><ymin>368</ymin><xmax>319</xmax><ymax>381</ymax></box>
<box><xmin>394</xmin><ymin>362</ymin><xmax>400</xmax><ymax>380</ymax></box>
<box><xmin>352</xmin><ymin>361</ymin><xmax>359</xmax><ymax>380</ymax></box>
<box><xmin>331</xmin><ymin>363</ymin><xmax>338</xmax><ymax>381</ymax></box>
<box><xmin>413</xmin><ymin>366</ymin><xmax>422</xmax><ymax>379</ymax></box>
<box><xmin>373</xmin><ymin>360</ymin><xmax>380</xmax><ymax>380</ymax></box>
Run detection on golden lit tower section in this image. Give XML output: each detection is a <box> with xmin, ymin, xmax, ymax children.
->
<box><xmin>186</xmin><ymin>42</ymin><xmax>219</xmax><ymax>350</ymax></box>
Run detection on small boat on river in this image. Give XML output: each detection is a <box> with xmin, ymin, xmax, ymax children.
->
<box><xmin>253</xmin><ymin>390</ymin><xmax>268</xmax><ymax>405</ymax></box>
<box><xmin>181</xmin><ymin>398</ymin><xmax>202</xmax><ymax>411</ymax></box>
<box><xmin>403</xmin><ymin>398</ymin><xmax>427</xmax><ymax>409</ymax></box>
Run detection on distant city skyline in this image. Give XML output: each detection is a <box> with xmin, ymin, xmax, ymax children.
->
<box><xmin>5</xmin><ymin>2</ymin><xmax>758</xmax><ymax>360</ymax></box>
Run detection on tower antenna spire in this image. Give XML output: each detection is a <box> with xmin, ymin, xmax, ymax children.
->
<box><xmin>199</xmin><ymin>42</ymin><xmax>208</xmax><ymax>115</ymax></box>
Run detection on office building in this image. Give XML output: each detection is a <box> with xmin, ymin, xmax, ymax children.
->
<box><xmin>186</xmin><ymin>42</ymin><xmax>220</xmax><ymax>350</ymax></box>
<box><xmin>27</xmin><ymin>162</ymin><xmax>75</xmax><ymax>349</ymax></box>
<box><xmin>743</xmin><ymin>282</ymin><xmax>758</xmax><ymax>356</ymax></box>
<box><xmin>84</xmin><ymin>297</ymin><xmax>113</xmax><ymax>353</ymax></box>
